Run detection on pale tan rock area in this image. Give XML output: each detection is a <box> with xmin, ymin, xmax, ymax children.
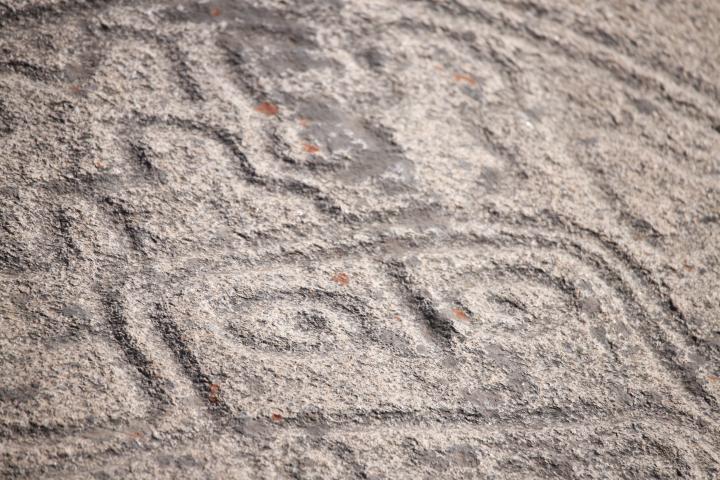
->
<box><xmin>1</xmin><ymin>0</ymin><xmax>720</xmax><ymax>478</ymax></box>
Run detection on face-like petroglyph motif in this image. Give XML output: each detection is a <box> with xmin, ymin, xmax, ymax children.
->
<box><xmin>136</xmin><ymin>229</ymin><xmax>698</xmax><ymax>425</ymax></box>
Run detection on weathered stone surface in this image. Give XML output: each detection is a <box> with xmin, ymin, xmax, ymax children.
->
<box><xmin>1</xmin><ymin>0</ymin><xmax>719</xmax><ymax>478</ymax></box>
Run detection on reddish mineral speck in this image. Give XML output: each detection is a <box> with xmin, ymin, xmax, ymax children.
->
<box><xmin>451</xmin><ymin>307</ymin><xmax>469</xmax><ymax>321</ymax></box>
<box><xmin>255</xmin><ymin>102</ymin><xmax>279</xmax><ymax>116</ymax></box>
<box><xmin>209</xmin><ymin>383</ymin><xmax>221</xmax><ymax>404</ymax></box>
<box><xmin>303</xmin><ymin>143</ymin><xmax>320</xmax><ymax>154</ymax></box>
<box><xmin>453</xmin><ymin>73</ymin><xmax>477</xmax><ymax>85</ymax></box>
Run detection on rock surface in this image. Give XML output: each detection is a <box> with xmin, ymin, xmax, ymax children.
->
<box><xmin>1</xmin><ymin>0</ymin><xmax>720</xmax><ymax>478</ymax></box>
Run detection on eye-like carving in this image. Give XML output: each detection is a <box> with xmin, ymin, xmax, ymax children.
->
<box><xmin>225</xmin><ymin>296</ymin><xmax>369</xmax><ymax>353</ymax></box>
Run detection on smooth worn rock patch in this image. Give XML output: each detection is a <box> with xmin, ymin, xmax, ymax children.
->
<box><xmin>1</xmin><ymin>0</ymin><xmax>720</xmax><ymax>478</ymax></box>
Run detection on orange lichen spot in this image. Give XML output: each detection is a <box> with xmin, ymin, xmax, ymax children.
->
<box><xmin>451</xmin><ymin>307</ymin><xmax>469</xmax><ymax>321</ymax></box>
<box><xmin>209</xmin><ymin>383</ymin><xmax>221</xmax><ymax>404</ymax></box>
<box><xmin>129</xmin><ymin>431</ymin><xmax>144</xmax><ymax>439</ymax></box>
<box><xmin>332</xmin><ymin>272</ymin><xmax>349</xmax><ymax>286</ymax></box>
<box><xmin>453</xmin><ymin>73</ymin><xmax>477</xmax><ymax>85</ymax></box>
<box><xmin>271</xmin><ymin>412</ymin><xmax>284</xmax><ymax>422</ymax></box>
<box><xmin>210</xmin><ymin>7</ymin><xmax>221</xmax><ymax>17</ymax></box>
<box><xmin>255</xmin><ymin>102</ymin><xmax>279</xmax><ymax>116</ymax></box>
<box><xmin>303</xmin><ymin>143</ymin><xmax>320</xmax><ymax>154</ymax></box>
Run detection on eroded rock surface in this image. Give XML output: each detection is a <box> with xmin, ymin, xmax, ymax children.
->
<box><xmin>1</xmin><ymin>0</ymin><xmax>719</xmax><ymax>478</ymax></box>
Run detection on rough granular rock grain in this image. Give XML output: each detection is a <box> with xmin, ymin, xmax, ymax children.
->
<box><xmin>1</xmin><ymin>0</ymin><xmax>719</xmax><ymax>478</ymax></box>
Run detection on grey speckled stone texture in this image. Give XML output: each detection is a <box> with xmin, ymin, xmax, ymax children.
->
<box><xmin>1</xmin><ymin>0</ymin><xmax>719</xmax><ymax>478</ymax></box>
